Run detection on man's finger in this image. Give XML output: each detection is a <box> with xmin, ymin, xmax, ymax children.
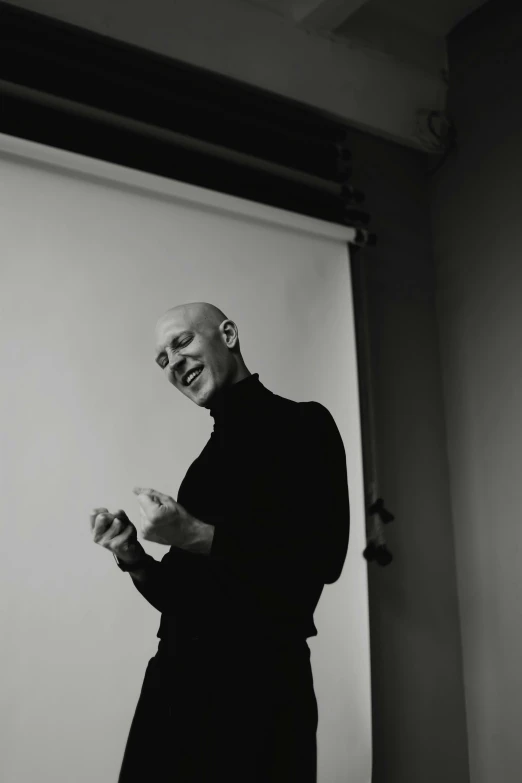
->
<box><xmin>133</xmin><ymin>487</ymin><xmax>172</xmax><ymax>501</ymax></box>
<box><xmin>89</xmin><ymin>507</ymin><xmax>108</xmax><ymax>531</ymax></box>
<box><xmin>133</xmin><ymin>487</ymin><xmax>155</xmax><ymax>497</ymax></box>
<box><xmin>110</xmin><ymin>525</ymin><xmax>138</xmax><ymax>553</ymax></box>
<box><xmin>98</xmin><ymin>516</ymin><xmax>129</xmax><ymax>547</ymax></box>
<box><xmin>154</xmin><ymin>490</ymin><xmax>173</xmax><ymax>504</ymax></box>
<box><xmin>113</xmin><ymin>509</ymin><xmax>131</xmax><ymax>524</ymax></box>
<box><xmin>134</xmin><ymin>487</ymin><xmax>173</xmax><ymax>505</ymax></box>
<box><xmin>134</xmin><ymin>493</ymin><xmax>161</xmax><ymax>517</ymax></box>
<box><xmin>133</xmin><ymin>487</ymin><xmax>163</xmax><ymax>509</ymax></box>
<box><xmin>92</xmin><ymin>512</ymin><xmax>115</xmax><ymax>542</ymax></box>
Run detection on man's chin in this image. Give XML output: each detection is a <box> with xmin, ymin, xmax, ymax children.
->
<box><xmin>188</xmin><ymin>381</ymin><xmax>214</xmax><ymax>408</ymax></box>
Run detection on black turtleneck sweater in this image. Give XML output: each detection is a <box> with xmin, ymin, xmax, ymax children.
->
<box><xmin>131</xmin><ymin>373</ymin><xmax>350</xmax><ymax>645</ymax></box>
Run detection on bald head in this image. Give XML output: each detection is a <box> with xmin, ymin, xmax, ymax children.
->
<box><xmin>157</xmin><ymin>302</ymin><xmax>228</xmax><ymax>335</ymax></box>
<box><xmin>154</xmin><ymin>301</ymin><xmax>250</xmax><ymax>408</ymax></box>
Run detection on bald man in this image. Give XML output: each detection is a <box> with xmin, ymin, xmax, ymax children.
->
<box><xmin>90</xmin><ymin>302</ymin><xmax>350</xmax><ymax>783</ymax></box>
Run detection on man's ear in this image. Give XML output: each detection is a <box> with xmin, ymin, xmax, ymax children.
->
<box><xmin>221</xmin><ymin>320</ymin><xmax>239</xmax><ymax>349</ymax></box>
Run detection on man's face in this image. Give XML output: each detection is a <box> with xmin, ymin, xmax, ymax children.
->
<box><xmin>154</xmin><ymin>310</ymin><xmax>233</xmax><ymax>407</ymax></box>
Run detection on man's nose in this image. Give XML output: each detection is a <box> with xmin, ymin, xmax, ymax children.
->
<box><xmin>167</xmin><ymin>349</ymin><xmax>185</xmax><ymax>376</ymax></box>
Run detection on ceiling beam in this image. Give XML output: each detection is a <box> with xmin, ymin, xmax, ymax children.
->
<box><xmin>2</xmin><ymin>0</ymin><xmax>446</xmax><ymax>153</ymax></box>
<box><xmin>291</xmin><ymin>0</ymin><xmax>371</xmax><ymax>31</ymax></box>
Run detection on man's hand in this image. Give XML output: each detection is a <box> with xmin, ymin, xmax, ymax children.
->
<box><xmin>90</xmin><ymin>507</ymin><xmax>145</xmax><ymax>565</ymax></box>
<box><xmin>133</xmin><ymin>487</ymin><xmax>214</xmax><ymax>553</ymax></box>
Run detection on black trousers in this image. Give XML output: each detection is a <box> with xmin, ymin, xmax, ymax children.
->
<box><xmin>118</xmin><ymin>635</ymin><xmax>318</xmax><ymax>783</ymax></box>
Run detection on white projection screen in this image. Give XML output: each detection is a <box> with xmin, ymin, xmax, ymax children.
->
<box><xmin>0</xmin><ymin>133</ymin><xmax>371</xmax><ymax>783</ymax></box>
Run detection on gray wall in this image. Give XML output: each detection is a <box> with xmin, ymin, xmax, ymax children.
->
<box><xmin>432</xmin><ymin>2</ymin><xmax>522</xmax><ymax>781</ymax></box>
<box><xmin>347</xmin><ymin>130</ymin><xmax>469</xmax><ymax>782</ymax></box>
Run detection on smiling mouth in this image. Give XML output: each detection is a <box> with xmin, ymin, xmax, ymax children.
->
<box><xmin>182</xmin><ymin>367</ymin><xmax>204</xmax><ymax>387</ymax></box>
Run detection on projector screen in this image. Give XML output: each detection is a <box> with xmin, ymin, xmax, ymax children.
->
<box><xmin>0</xmin><ymin>133</ymin><xmax>371</xmax><ymax>783</ymax></box>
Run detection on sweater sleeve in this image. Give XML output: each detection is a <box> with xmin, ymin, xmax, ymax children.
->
<box><xmin>205</xmin><ymin>401</ymin><xmax>350</xmax><ymax>601</ymax></box>
<box><xmin>127</xmin><ymin>547</ymin><xmax>201</xmax><ymax>615</ymax></box>
<box><xmin>305</xmin><ymin>401</ymin><xmax>350</xmax><ymax>584</ymax></box>
<box><xmin>123</xmin><ymin>551</ymin><xmax>172</xmax><ymax>613</ymax></box>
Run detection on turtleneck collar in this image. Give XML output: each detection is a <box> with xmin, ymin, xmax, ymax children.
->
<box><xmin>208</xmin><ymin>373</ymin><xmax>263</xmax><ymax>430</ymax></box>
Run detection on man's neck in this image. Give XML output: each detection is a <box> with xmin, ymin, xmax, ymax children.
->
<box><xmin>208</xmin><ymin>372</ymin><xmax>260</xmax><ymax>420</ymax></box>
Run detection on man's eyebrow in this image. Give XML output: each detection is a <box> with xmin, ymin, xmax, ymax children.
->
<box><xmin>154</xmin><ymin>332</ymin><xmax>191</xmax><ymax>363</ymax></box>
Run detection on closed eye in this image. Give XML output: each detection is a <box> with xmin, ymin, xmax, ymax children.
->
<box><xmin>156</xmin><ymin>335</ymin><xmax>193</xmax><ymax>369</ymax></box>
